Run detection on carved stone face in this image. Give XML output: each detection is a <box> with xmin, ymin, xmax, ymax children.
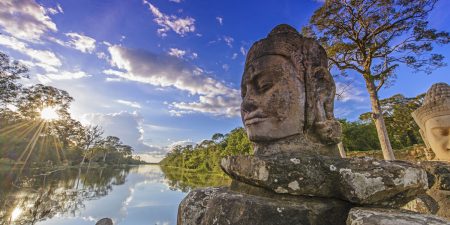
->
<box><xmin>425</xmin><ymin>115</ymin><xmax>450</xmax><ymax>161</ymax></box>
<box><xmin>241</xmin><ymin>55</ymin><xmax>305</xmax><ymax>142</ymax></box>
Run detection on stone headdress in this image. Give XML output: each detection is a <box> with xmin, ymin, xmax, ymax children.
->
<box><xmin>245</xmin><ymin>24</ymin><xmax>341</xmax><ymax>144</ymax></box>
<box><xmin>412</xmin><ymin>83</ymin><xmax>450</xmax><ymax>131</ymax></box>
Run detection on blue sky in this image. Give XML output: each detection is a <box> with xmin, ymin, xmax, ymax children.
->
<box><xmin>0</xmin><ymin>0</ymin><xmax>449</xmax><ymax>162</ymax></box>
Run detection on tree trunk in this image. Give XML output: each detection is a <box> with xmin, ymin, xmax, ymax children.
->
<box><xmin>366</xmin><ymin>80</ymin><xmax>395</xmax><ymax>160</ymax></box>
<box><xmin>337</xmin><ymin>142</ymin><xmax>346</xmax><ymax>158</ymax></box>
<box><xmin>102</xmin><ymin>152</ymin><xmax>107</xmax><ymax>162</ymax></box>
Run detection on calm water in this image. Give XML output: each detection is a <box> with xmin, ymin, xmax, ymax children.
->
<box><xmin>0</xmin><ymin>165</ymin><xmax>230</xmax><ymax>225</ymax></box>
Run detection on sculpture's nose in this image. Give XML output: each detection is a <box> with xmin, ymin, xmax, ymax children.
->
<box><xmin>241</xmin><ymin>96</ymin><xmax>258</xmax><ymax>115</ymax></box>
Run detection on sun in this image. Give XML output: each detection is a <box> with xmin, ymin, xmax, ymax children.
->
<box><xmin>40</xmin><ymin>107</ymin><xmax>59</xmax><ymax>121</ymax></box>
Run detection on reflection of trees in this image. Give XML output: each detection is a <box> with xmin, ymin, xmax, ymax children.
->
<box><xmin>160</xmin><ymin>166</ymin><xmax>231</xmax><ymax>193</ymax></box>
<box><xmin>0</xmin><ymin>167</ymin><xmax>130</xmax><ymax>225</ymax></box>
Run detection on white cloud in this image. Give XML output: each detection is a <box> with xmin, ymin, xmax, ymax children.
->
<box><xmin>82</xmin><ymin>111</ymin><xmax>163</xmax><ymax>154</ymax></box>
<box><xmin>231</xmin><ymin>53</ymin><xmax>238</xmax><ymax>60</ymax></box>
<box><xmin>37</xmin><ymin>70</ymin><xmax>90</xmax><ymax>84</ymax></box>
<box><xmin>0</xmin><ymin>34</ymin><xmax>61</xmax><ymax>72</ymax></box>
<box><xmin>117</xmin><ymin>99</ymin><xmax>142</xmax><ymax>109</ymax></box>
<box><xmin>143</xmin><ymin>1</ymin><xmax>195</xmax><ymax>37</ymax></box>
<box><xmin>223</xmin><ymin>36</ymin><xmax>234</xmax><ymax>48</ymax></box>
<box><xmin>0</xmin><ymin>0</ymin><xmax>57</xmax><ymax>42</ymax></box>
<box><xmin>222</xmin><ymin>64</ymin><xmax>229</xmax><ymax>71</ymax></box>
<box><xmin>169</xmin><ymin>0</ymin><xmax>182</xmax><ymax>2</ymax></box>
<box><xmin>169</xmin><ymin>94</ymin><xmax>240</xmax><ymax>117</ymax></box>
<box><xmin>334</xmin><ymin>107</ymin><xmax>353</xmax><ymax>118</ymax></box>
<box><xmin>47</xmin><ymin>4</ymin><xmax>63</xmax><ymax>15</ymax></box>
<box><xmin>96</xmin><ymin>51</ymin><xmax>109</xmax><ymax>60</ymax></box>
<box><xmin>167</xmin><ymin>48</ymin><xmax>186</xmax><ymax>58</ymax></box>
<box><xmin>240</xmin><ymin>46</ymin><xmax>246</xmax><ymax>56</ymax></box>
<box><xmin>65</xmin><ymin>32</ymin><xmax>96</xmax><ymax>53</ymax></box>
<box><xmin>190</xmin><ymin>52</ymin><xmax>198</xmax><ymax>59</ymax></box>
<box><xmin>168</xmin><ymin>140</ymin><xmax>196</xmax><ymax>149</ymax></box>
<box><xmin>105</xmin><ymin>77</ymin><xmax>123</xmax><ymax>82</ymax></box>
<box><xmin>216</xmin><ymin>16</ymin><xmax>223</xmax><ymax>25</ymax></box>
<box><xmin>335</xmin><ymin>82</ymin><xmax>366</xmax><ymax>102</ymax></box>
<box><xmin>106</xmin><ymin>45</ymin><xmax>240</xmax><ymax>117</ymax></box>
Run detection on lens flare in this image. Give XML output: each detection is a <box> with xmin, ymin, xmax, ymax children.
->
<box><xmin>40</xmin><ymin>107</ymin><xmax>59</xmax><ymax>121</ymax></box>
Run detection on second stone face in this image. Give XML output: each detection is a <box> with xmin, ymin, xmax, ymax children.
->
<box><xmin>221</xmin><ymin>153</ymin><xmax>429</xmax><ymax>206</ymax></box>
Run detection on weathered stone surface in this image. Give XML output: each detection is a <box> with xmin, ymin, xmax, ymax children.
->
<box><xmin>412</xmin><ymin>82</ymin><xmax>450</xmax><ymax>161</ymax></box>
<box><xmin>346</xmin><ymin>207</ymin><xmax>450</xmax><ymax>225</ymax></box>
<box><xmin>178</xmin><ymin>187</ymin><xmax>351</xmax><ymax>225</ymax></box>
<box><xmin>221</xmin><ymin>153</ymin><xmax>428</xmax><ymax>206</ymax></box>
<box><xmin>402</xmin><ymin>194</ymin><xmax>439</xmax><ymax>214</ymax></box>
<box><xmin>95</xmin><ymin>218</ymin><xmax>113</xmax><ymax>225</ymax></box>
<box><xmin>240</xmin><ymin>24</ymin><xmax>342</xmax><ymax>157</ymax></box>
<box><xmin>419</xmin><ymin>161</ymin><xmax>450</xmax><ymax>190</ymax></box>
<box><xmin>403</xmin><ymin>161</ymin><xmax>450</xmax><ymax>219</ymax></box>
<box><xmin>427</xmin><ymin>190</ymin><xmax>450</xmax><ymax>219</ymax></box>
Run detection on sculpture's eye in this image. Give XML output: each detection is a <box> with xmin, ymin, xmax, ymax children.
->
<box><xmin>258</xmin><ymin>82</ymin><xmax>273</xmax><ymax>93</ymax></box>
<box><xmin>432</xmin><ymin>128</ymin><xmax>449</xmax><ymax>137</ymax></box>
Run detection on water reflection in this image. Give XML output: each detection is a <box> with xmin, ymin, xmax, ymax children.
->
<box><xmin>161</xmin><ymin>166</ymin><xmax>231</xmax><ymax>192</ymax></box>
<box><xmin>0</xmin><ymin>165</ymin><xmax>230</xmax><ymax>225</ymax></box>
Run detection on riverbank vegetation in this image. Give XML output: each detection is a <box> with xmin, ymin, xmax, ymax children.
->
<box><xmin>0</xmin><ymin>51</ymin><xmax>145</xmax><ymax>168</ymax></box>
<box><xmin>160</xmin><ymin>128</ymin><xmax>252</xmax><ymax>173</ymax></box>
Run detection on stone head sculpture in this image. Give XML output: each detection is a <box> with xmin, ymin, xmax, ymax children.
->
<box><xmin>412</xmin><ymin>82</ymin><xmax>450</xmax><ymax>161</ymax></box>
<box><xmin>241</xmin><ymin>24</ymin><xmax>341</xmax><ymax>157</ymax></box>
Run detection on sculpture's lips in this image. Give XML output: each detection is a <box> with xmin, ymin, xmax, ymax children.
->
<box><xmin>244</xmin><ymin>114</ymin><xmax>268</xmax><ymax>125</ymax></box>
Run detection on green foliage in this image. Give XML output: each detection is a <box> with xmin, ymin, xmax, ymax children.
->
<box><xmin>305</xmin><ymin>0</ymin><xmax>449</xmax><ymax>78</ymax></box>
<box><xmin>341</xmin><ymin>93</ymin><xmax>425</xmax><ymax>151</ymax></box>
<box><xmin>340</xmin><ymin>119</ymin><xmax>380</xmax><ymax>151</ymax></box>
<box><xmin>0</xmin><ymin>51</ymin><xmax>28</xmax><ymax>107</ymax></box>
<box><xmin>360</xmin><ymin>93</ymin><xmax>425</xmax><ymax>149</ymax></box>
<box><xmin>160</xmin><ymin>127</ymin><xmax>253</xmax><ymax>172</ymax></box>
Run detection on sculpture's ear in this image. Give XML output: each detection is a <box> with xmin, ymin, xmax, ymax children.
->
<box><xmin>313</xmin><ymin>66</ymin><xmax>335</xmax><ymax>121</ymax></box>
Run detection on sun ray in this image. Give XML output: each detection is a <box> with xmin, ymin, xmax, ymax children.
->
<box><xmin>2</xmin><ymin>121</ymin><xmax>40</xmax><ymax>157</ymax></box>
<box><xmin>13</xmin><ymin>121</ymin><xmax>45</xmax><ymax>174</ymax></box>
<box><xmin>54</xmin><ymin>136</ymin><xmax>62</xmax><ymax>163</ymax></box>
<box><xmin>19</xmin><ymin>122</ymin><xmax>46</xmax><ymax>174</ymax></box>
<box><xmin>0</xmin><ymin>121</ymin><xmax>30</xmax><ymax>134</ymax></box>
<box><xmin>37</xmin><ymin>125</ymin><xmax>47</xmax><ymax>162</ymax></box>
<box><xmin>8</xmin><ymin>121</ymin><xmax>40</xmax><ymax>144</ymax></box>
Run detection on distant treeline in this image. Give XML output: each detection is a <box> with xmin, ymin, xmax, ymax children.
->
<box><xmin>161</xmin><ymin>93</ymin><xmax>425</xmax><ymax>171</ymax></box>
<box><xmin>0</xmin><ymin>51</ymin><xmax>144</xmax><ymax>167</ymax></box>
<box><xmin>160</xmin><ymin>128</ymin><xmax>252</xmax><ymax>173</ymax></box>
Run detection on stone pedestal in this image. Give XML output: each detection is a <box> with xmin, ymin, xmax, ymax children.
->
<box><xmin>176</xmin><ymin>153</ymin><xmax>444</xmax><ymax>225</ymax></box>
<box><xmin>178</xmin><ymin>186</ymin><xmax>351</xmax><ymax>225</ymax></box>
<box><xmin>221</xmin><ymin>153</ymin><xmax>428</xmax><ymax>207</ymax></box>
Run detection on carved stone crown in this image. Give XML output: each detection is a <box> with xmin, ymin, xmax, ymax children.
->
<box><xmin>245</xmin><ymin>24</ymin><xmax>327</xmax><ymax>68</ymax></box>
<box><xmin>412</xmin><ymin>82</ymin><xmax>450</xmax><ymax>130</ymax></box>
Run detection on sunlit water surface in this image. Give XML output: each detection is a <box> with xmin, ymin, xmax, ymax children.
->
<box><xmin>0</xmin><ymin>165</ymin><xmax>230</xmax><ymax>225</ymax></box>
